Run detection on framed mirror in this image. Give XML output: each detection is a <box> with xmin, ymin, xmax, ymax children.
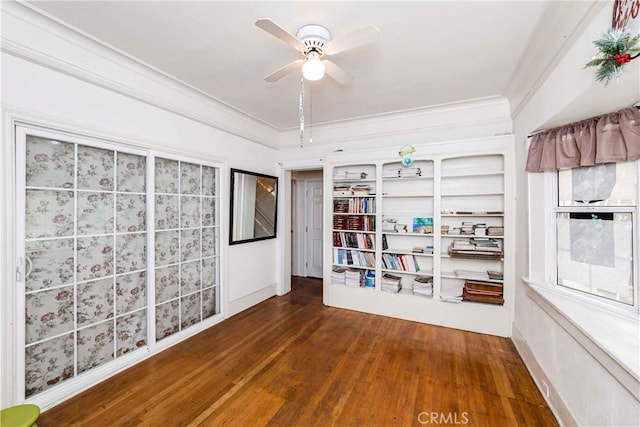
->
<box><xmin>229</xmin><ymin>168</ymin><xmax>278</xmax><ymax>245</ymax></box>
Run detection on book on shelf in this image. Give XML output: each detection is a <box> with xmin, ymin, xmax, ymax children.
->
<box><xmin>333</xmin><ymin>215</ymin><xmax>375</xmax><ymax>231</ymax></box>
<box><xmin>382</xmin><ymin>253</ymin><xmax>420</xmax><ymax>272</ymax></box>
<box><xmin>333</xmin><ymin>231</ymin><xmax>375</xmax><ymax>250</ymax></box>
<box><xmin>412</xmin><ymin>217</ymin><xmax>433</xmax><ymax>234</ymax></box>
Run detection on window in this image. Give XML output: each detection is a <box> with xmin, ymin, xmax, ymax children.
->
<box><xmin>555</xmin><ymin>161</ymin><xmax>638</xmax><ymax>308</ymax></box>
<box><xmin>17</xmin><ymin>127</ymin><xmax>222</xmax><ymax>402</ymax></box>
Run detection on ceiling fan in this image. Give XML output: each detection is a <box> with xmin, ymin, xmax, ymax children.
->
<box><xmin>255</xmin><ymin>19</ymin><xmax>379</xmax><ymax>85</ymax></box>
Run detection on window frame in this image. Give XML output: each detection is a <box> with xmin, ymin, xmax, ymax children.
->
<box><xmin>551</xmin><ymin>162</ymin><xmax>640</xmax><ymax>313</ymax></box>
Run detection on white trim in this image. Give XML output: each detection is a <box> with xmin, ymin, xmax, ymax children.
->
<box><xmin>522</xmin><ymin>277</ymin><xmax>640</xmax><ymax>401</ymax></box>
<box><xmin>226</xmin><ymin>283</ymin><xmax>277</xmax><ymax>317</ymax></box>
<box><xmin>511</xmin><ymin>324</ymin><xmax>578</xmax><ymax>427</ymax></box>
<box><xmin>276</xmin><ymin>159</ymin><xmax>325</xmax><ymax>297</ymax></box>
<box><xmin>10</xmin><ymin>123</ymin><xmax>227</xmax><ymax>410</ymax></box>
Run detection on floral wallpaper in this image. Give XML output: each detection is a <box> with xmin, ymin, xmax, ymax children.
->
<box><xmin>156</xmin><ymin>300</ymin><xmax>179</xmax><ymax>340</ymax></box>
<box><xmin>155</xmin><ymin>158</ymin><xmax>179</xmax><ymax>194</ymax></box>
<box><xmin>77</xmin><ymin>192</ymin><xmax>114</xmax><ymax>235</ymax></box>
<box><xmin>155</xmin><ymin>195</ymin><xmax>178</xmax><ymax>230</ymax></box>
<box><xmin>77</xmin><ymin>321</ymin><xmax>114</xmax><ymax>373</ymax></box>
<box><xmin>26</xmin><ymin>189</ymin><xmax>74</xmax><ymax>239</ymax></box>
<box><xmin>77</xmin><ymin>146</ymin><xmax>114</xmax><ymax>191</ymax></box>
<box><xmin>116</xmin><ymin>271</ymin><xmax>146</xmax><ymax>314</ymax></box>
<box><xmin>181</xmin><ymin>293</ymin><xmax>201</xmax><ymax>329</ymax></box>
<box><xmin>25</xmin><ymin>285</ymin><xmax>74</xmax><ymax>344</ymax></box>
<box><xmin>25</xmin><ymin>333</ymin><xmax>74</xmax><ymax>397</ymax></box>
<box><xmin>117</xmin><ymin>310</ymin><xmax>146</xmax><ymax>356</ymax></box>
<box><xmin>23</xmin><ymin>142</ymin><xmax>220</xmax><ymax>398</ymax></box>
<box><xmin>77</xmin><ymin>236</ymin><xmax>114</xmax><ymax>282</ymax></box>
<box><xmin>77</xmin><ymin>277</ymin><xmax>114</xmax><ymax>326</ymax></box>
<box><xmin>116</xmin><ymin>152</ymin><xmax>146</xmax><ymax>193</ymax></box>
<box><xmin>181</xmin><ymin>162</ymin><xmax>200</xmax><ymax>195</ymax></box>
<box><xmin>116</xmin><ymin>194</ymin><xmax>146</xmax><ymax>232</ymax></box>
<box><xmin>26</xmin><ymin>136</ymin><xmax>74</xmax><ymax>189</ymax></box>
<box><xmin>25</xmin><ymin>238</ymin><xmax>74</xmax><ymax>292</ymax></box>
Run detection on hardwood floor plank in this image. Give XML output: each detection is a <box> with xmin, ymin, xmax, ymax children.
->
<box><xmin>38</xmin><ymin>277</ymin><xmax>557</xmax><ymax>426</ymax></box>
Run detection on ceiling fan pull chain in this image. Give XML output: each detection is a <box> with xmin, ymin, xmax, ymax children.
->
<box><xmin>299</xmin><ymin>74</ymin><xmax>304</xmax><ymax>148</ymax></box>
<box><xmin>309</xmin><ymin>82</ymin><xmax>313</xmax><ymax>144</ymax></box>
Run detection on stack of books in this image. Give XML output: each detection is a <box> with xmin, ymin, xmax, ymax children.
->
<box><xmin>487</xmin><ymin>226</ymin><xmax>504</xmax><ymax>236</ymax></box>
<box><xmin>381</xmin><ymin>273</ymin><xmax>402</xmax><ymax>293</ymax></box>
<box><xmin>352</xmin><ymin>184</ymin><xmax>372</xmax><ymax>195</ymax></box>
<box><xmin>487</xmin><ymin>270</ymin><xmax>503</xmax><ymax>280</ymax></box>
<box><xmin>382</xmin><ymin>167</ymin><xmax>422</xmax><ymax>178</ymax></box>
<box><xmin>333</xmin><ymin>171</ymin><xmax>368</xmax><ymax>180</ymax></box>
<box><xmin>399</xmin><ymin>167</ymin><xmax>422</xmax><ymax>178</ymax></box>
<box><xmin>474</xmin><ymin>223</ymin><xmax>487</xmax><ymax>236</ymax></box>
<box><xmin>345</xmin><ymin>269</ymin><xmax>363</xmax><ymax>287</ymax></box>
<box><xmin>460</xmin><ymin>222</ymin><xmax>475</xmax><ymax>235</ymax></box>
<box><xmin>463</xmin><ymin>280</ymin><xmax>504</xmax><ymax>305</ymax></box>
<box><xmin>412</xmin><ymin>276</ymin><xmax>433</xmax><ymax>297</ymax></box>
<box><xmin>331</xmin><ymin>266</ymin><xmax>347</xmax><ymax>285</ymax></box>
<box><xmin>333</xmin><ymin>183</ymin><xmax>351</xmax><ymax>195</ymax></box>
<box><xmin>441</xmin><ymin>282</ymin><xmax>463</xmax><ymax>303</ymax></box>
<box><xmin>448</xmin><ymin>238</ymin><xmax>503</xmax><ymax>259</ymax></box>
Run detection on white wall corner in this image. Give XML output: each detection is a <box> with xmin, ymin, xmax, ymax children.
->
<box><xmin>512</xmin><ymin>324</ymin><xmax>578</xmax><ymax>427</ymax></box>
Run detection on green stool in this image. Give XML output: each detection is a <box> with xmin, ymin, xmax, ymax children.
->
<box><xmin>0</xmin><ymin>404</ymin><xmax>40</xmax><ymax>427</ymax></box>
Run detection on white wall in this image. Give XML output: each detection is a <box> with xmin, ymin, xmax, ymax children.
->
<box><xmin>512</xmin><ymin>5</ymin><xmax>640</xmax><ymax>426</ymax></box>
<box><xmin>0</xmin><ymin>2</ymin><xmax>279</xmax><ymax>409</ymax></box>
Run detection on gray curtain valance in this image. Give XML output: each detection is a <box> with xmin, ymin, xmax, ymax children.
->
<box><xmin>525</xmin><ymin>107</ymin><xmax>640</xmax><ymax>172</ymax></box>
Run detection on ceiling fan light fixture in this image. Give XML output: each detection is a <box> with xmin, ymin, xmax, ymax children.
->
<box><xmin>302</xmin><ymin>52</ymin><xmax>325</xmax><ymax>81</ymax></box>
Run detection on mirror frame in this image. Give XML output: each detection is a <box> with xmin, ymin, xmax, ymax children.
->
<box><xmin>229</xmin><ymin>168</ymin><xmax>279</xmax><ymax>245</ymax></box>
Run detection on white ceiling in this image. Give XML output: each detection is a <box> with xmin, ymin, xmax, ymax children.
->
<box><xmin>25</xmin><ymin>1</ymin><xmax>629</xmax><ymax>131</ymax></box>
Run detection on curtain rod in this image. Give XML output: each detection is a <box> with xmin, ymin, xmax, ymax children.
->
<box><xmin>526</xmin><ymin>102</ymin><xmax>640</xmax><ymax>138</ymax></box>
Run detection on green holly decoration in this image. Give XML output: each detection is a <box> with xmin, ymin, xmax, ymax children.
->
<box><xmin>584</xmin><ymin>29</ymin><xmax>640</xmax><ymax>85</ymax></box>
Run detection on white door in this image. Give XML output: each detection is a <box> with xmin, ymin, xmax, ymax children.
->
<box><xmin>305</xmin><ymin>179</ymin><xmax>323</xmax><ymax>278</ymax></box>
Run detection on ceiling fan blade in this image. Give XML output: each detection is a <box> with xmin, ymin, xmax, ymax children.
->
<box><xmin>255</xmin><ymin>19</ymin><xmax>305</xmax><ymax>51</ymax></box>
<box><xmin>264</xmin><ymin>59</ymin><xmax>304</xmax><ymax>82</ymax></box>
<box><xmin>324</xmin><ymin>25</ymin><xmax>379</xmax><ymax>55</ymax></box>
<box><xmin>323</xmin><ymin>60</ymin><xmax>353</xmax><ymax>85</ymax></box>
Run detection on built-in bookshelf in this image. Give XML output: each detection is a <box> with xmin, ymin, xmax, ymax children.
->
<box><xmin>331</xmin><ymin>164</ymin><xmax>377</xmax><ymax>287</ymax></box>
<box><xmin>324</xmin><ymin>136</ymin><xmax>514</xmax><ymax>337</ymax></box>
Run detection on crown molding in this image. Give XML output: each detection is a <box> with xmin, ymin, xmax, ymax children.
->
<box><xmin>1</xmin><ymin>1</ymin><xmax>280</xmax><ymax>149</ymax></box>
<box><xmin>277</xmin><ymin>97</ymin><xmax>512</xmax><ymax>149</ymax></box>
<box><xmin>504</xmin><ymin>1</ymin><xmax>608</xmax><ymax>120</ymax></box>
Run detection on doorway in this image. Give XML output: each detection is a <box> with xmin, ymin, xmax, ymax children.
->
<box><xmin>291</xmin><ymin>170</ymin><xmax>323</xmax><ymax>279</ymax></box>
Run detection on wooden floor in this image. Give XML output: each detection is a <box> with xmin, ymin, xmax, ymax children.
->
<box><xmin>39</xmin><ymin>277</ymin><xmax>557</xmax><ymax>426</ymax></box>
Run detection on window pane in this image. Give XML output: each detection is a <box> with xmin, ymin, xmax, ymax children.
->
<box><xmin>556</xmin><ymin>211</ymin><xmax>634</xmax><ymax>305</ymax></box>
<box><xmin>559</xmin><ymin>161</ymin><xmax>637</xmax><ymax>206</ymax></box>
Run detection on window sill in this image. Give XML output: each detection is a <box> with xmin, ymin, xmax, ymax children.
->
<box><xmin>522</xmin><ymin>277</ymin><xmax>639</xmax><ymax>401</ymax></box>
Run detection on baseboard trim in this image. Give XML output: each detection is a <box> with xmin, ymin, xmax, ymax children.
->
<box><xmin>227</xmin><ymin>283</ymin><xmax>277</xmax><ymax>317</ymax></box>
<box><xmin>511</xmin><ymin>324</ymin><xmax>578</xmax><ymax>427</ymax></box>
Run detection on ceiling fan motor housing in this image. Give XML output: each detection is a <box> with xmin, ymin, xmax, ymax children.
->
<box><xmin>296</xmin><ymin>24</ymin><xmax>331</xmax><ymax>55</ymax></box>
